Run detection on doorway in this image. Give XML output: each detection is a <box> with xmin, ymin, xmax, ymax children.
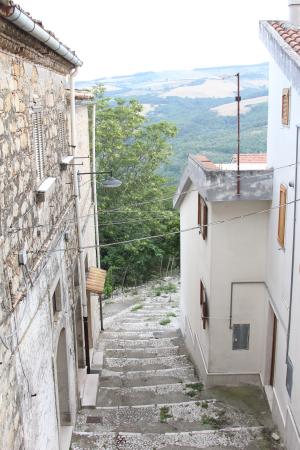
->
<box><xmin>270</xmin><ymin>313</ymin><xmax>278</xmax><ymax>386</ymax></box>
<box><xmin>56</xmin><ymin>328</ymin><xmax>71</xmax><ymax>425</ymax></box>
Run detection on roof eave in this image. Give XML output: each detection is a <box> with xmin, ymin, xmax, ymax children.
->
<box><xmin>259</xmin><ymin>20</ymin><xmax>300</xmax><ymax>95</ymax></box>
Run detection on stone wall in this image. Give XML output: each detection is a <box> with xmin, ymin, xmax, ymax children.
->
<box><xmin>0</xmin><ymin>37</ymin><xmax>95</xmax><ymax>450</ymax></box>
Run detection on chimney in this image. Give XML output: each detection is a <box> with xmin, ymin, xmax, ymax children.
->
<box><xmin>289</xmin><ymin>0</ymin><xmax>300</xmax><ymax>26</ymax></box>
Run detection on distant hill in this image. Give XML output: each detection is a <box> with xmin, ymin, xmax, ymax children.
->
<box><xmin>77</xmin><ymin>63</ymin><xmax>269</xmax><ymax>182</ymax></box>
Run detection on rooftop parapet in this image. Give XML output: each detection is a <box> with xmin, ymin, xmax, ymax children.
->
<box><xmin>173</xmin><ymin>154</ymin><xmax>273</xmax><ymax>207</ymax></box>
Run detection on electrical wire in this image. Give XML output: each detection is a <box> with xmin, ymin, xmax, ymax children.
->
<box><xmin>21</xmin><ymin>197</ymin><xmax>300</xmax><ymax>255</ymax></box>
<box><xmin>5</xmin><ymin>160</ymin><xmax>298</xmax><ymax>236</ymax></box>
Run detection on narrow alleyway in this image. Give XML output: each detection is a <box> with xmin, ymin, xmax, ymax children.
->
<box><xmin>71</xmin><ymin>279</ymin><xmax>283</xmax><ymax>450</ymax></box>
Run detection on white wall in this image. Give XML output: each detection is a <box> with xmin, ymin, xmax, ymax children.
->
<box><xmin>266</xmin><ymin>56</ymin><xmax>300</xmax><ymax>446</ymax></box>
<box><xmin>180</xmin><ymin>186</ymin><xmax>211</xmax><ymax>373</ymax></box>
<box><xmin>209</xmin><ymin>200</ymin><xmax>269</xmax><ymax>374</ymax></box>
<box><xmin>180</xmin><ymin>183</ymin><xmax>270</xmax><ymax>380</ymax></box>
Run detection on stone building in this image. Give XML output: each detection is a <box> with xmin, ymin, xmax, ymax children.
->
<box><xmin>0</xmin><ymin>3</ymin><xmax>99</xmax><ymax>450</ymax></box>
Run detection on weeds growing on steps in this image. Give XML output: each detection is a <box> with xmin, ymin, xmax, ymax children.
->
<box><xmin>201</xmin><ymin>409</ymin><xmax>226</xmax><ymax>429</ymax></box>
<box><xmin>185</xmin><ymin>382</ymin><xmax>204</xmax><ymax>397</ymax></box>
<box><xmin>153</xmin><ymin>282</ymin><xmax>177</xmax><ymax>297</ymax></box>
<box><xmin>159</xmin><ymin>318</ymin><xmax>171</xmax><ymax>326</ymax></box>
<box><xmin>160</xmin><ymin>406</ymin><xmax>173</xmax><ymax>423</ymax></box>
<box><xmin>131</xmin><ymin>304</ymin><xmax>143</xmax><ymax>312</ymax></box>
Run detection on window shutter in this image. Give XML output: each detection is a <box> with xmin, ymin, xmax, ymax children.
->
<box><xmin>200</xmin><ymin>280</ymin><xmax>208</xmax><ymax>329</ymax></box>
<box><xmin>282</xmin><ymin>88</ymin><xmax>290</xmax><ymax>126</ymax></box>
<box><xmin>198</xmin><ymin>194</ymin><xmax>201</xmax><ymax>228</ymax></box>
<box><xmin>200</xmin><ymin>280</ymin><xmax>204</xmax><ymax>305</ymax></box>
<box><xmin>58</xmin><ymin>111</ymin><xmax>66</xmax><ymax>154</ymax></box>
<box><xmin>198</xmin><ymin>194</ymin><xmax>208</xmax><ymax>240</ymax></box>
<box><xmin>278</xmin><ymin>184</ymin><xmax>287</xmax><ymax>248</ymax></box>
<box><xmin>33</xmin><ymin>111</ymin><xmax>44</xmax><ymax>180</ymax></box>
<box><xmin>202</xmin><ymin>201</ymin><xmax>208</xmax><ymax>240</ymax></box>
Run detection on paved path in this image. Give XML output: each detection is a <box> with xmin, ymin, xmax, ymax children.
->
<box><xmin>71</xmin><ymin>280</ymin><xmax>283</xmax><ymax>450</ymax></box>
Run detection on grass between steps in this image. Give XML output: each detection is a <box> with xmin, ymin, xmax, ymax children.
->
<box><xmin>185</xmin><ymin>382</ymin><xmax>204</xmax><ymax>397</ymax></box>
<box><xmin>159</xmin><ymin>406</ymin><xmax>173</xmax><ymax>423</ymax></box>
<box><xmin>159</xmin><ymin>318</ymin><xmax>171</xmax><ymax>326</ymax></box>
<box><xmin>131</xmin><ymin>304</ymin><xmax>143</xmax><ymax>312</ymax></box>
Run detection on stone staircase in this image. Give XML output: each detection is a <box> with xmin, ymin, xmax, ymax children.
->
<box><xmin>71</xmin><ymin>282</ymin><xmax>283</xmax><ymax>450</ymax></box>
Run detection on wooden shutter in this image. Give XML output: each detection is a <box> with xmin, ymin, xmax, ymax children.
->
<box><xmin>198</xmin><ymin>194</ymin><xmax>208</xmax><ymax>240</ymax></box>
<box><xmin>278</xmin><ymin>184</ymin><xmax>287</xmax><ymax>248</ymax></box>
<box><xmin>200</xmin><ymin>280</ymin><xmax>208</xmax><ymax>329</ymax></box>
<box><xmin>202</xmin><ymin>201</ymin><xmax>208</xmax><ymax>240</ymax></box>
<box><xmin>198</xmin><ymin>194</ymin><xmax>201</xmax><ymax>228</ymax></box>
<box><xmin>32</xmin><ymin>111</ymin><xmax>44</xmax><ymax>180</ymax></box>
<box><xmin>282</xmin><ymin>88</ymin><xmax>290</xmax><ymax>126</ymax></box>
<box><xmin>200</xmin><ymin>280</ymin><xmax>204</xmax><ymax>305</ymax></box>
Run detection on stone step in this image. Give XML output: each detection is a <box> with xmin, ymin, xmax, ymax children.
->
<box><xmin>126</xmin><ymin>310</ymin><xmax>179</xmax><ymax>317</ymax></box>
<box><xmin>104</xmin><ymin>355</ymin><xmax>191</xmax><ymax>372</ymax></box>
<box><xmin>100</xmin><ymin>330</ymin><xmax>181</xmax><ymax>340</ymax></box>
<box><xmin>71</xmin><ymin>427</ymin><xmax>265</xmax><ymax>449</ymax></box>
<box><xmin>115</xmin><ymin>315</ymin><xmax>178</xmax><ymax>323</ymax></box>
<box><xmin>104</xmin><ymin>345</ymin><xmax>184</xmax><ymax>358</ymax></box>
<box><xmin>97</xmin><ymin>382</ymin><xmax>204</xmax><ymax>407</ymax></box>
<box><xmin>99</xmin><ymin>367</ymin><xmax>197</xmax><ymax>388</ymax></box>
<box><xmin>98</xmin><ymin>336</ymin><xmax>182</xmax><ymax>349</ymax></box>
<box><xmin>110</xmin><ymin>322</ymin><xmax>178</xmax><ymax>331</ymax></box>
<box><xmin>74</xmin><ymin>399</ymin><xmax>261</xmax><ymax>434</ymax></box>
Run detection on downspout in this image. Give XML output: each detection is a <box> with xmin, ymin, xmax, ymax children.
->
<box><xmin>92</xmin><ymin>104</ymin><xmax>101</xmax><ymax>268</ymax></box>
<box><xmin>286</xmin><ymin>125</ymin><xmax>299</xmax><ymax>364</ymax></box>
<box><xmin>70</xmin><ymin>68</ymin><xmax>91</xmax><ymax>374</ymax></box>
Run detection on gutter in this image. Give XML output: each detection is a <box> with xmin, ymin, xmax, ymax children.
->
<box><xmin>0</xmin><ymin>2</ymin><xmax>82</xmax><ymax>67</ymax></box>
<box><xmin>70</xmin><ymin>68</ymin><xmax>91</xmax><ymax>373</ymax></box>
<box><xmin>286</xmin><ymin>126</ymin><xmax>299</xmax><ymax>364</ymax></box>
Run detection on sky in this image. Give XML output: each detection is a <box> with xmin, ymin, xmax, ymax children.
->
<box><xmin>20</xmin><ymin>0</ymin><xmax>288</xmax><ymax>81</ymax></box>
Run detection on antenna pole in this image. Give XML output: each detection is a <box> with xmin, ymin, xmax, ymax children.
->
<box><xmin>236</xmin><ymin>73</ymin><xmax>241</xmax><ymax>195</ymax></box>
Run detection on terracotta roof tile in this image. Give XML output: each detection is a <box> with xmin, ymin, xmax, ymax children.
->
<box><xmin>231</xmin><ymin>153</ymin><xmax>267</xmax><ymax>164</ymax></box>
<box><xmin>190</xmin><ymin>154</ymin><xmax>219</xmax><ymax>170</ymax></box>
<box><xmin>269</xmin><ymin>21</ymin><xmax>300</xmax><ymax>57</ymax></box>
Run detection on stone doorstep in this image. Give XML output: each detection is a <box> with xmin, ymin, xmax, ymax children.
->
<box><xmin>81</xmin><ymin>374</ymin><xmax>99</xmax><ymax>408</ymax></box>
<box><xmin>92</xmin><ymin>350</ymin><xmax>104</xmax><ymax>371</ymax></box>
<box><xmin>60</xmin><ymin>425</ymin><xmax>73</xmax><ymax>450</ymax></box>
<box><xmin>77</xmin><ymin>368</ymin><xmax>87</xmax><ymax>401</ymax></box>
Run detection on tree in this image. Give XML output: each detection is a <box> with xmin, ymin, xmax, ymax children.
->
<box><xmin>93</xmin><ymin>87</ymin><xmax>179</xmax><ymax>289</ymax></box>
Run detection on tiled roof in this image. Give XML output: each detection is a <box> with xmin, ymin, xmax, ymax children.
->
<box><xmin>269</xmin><ymin>21</ymin><xmax>300</xmax><ymax>56</ymax></box>
<box><xmin>231</xmin><ymin>153</ymin><xmax>267</xmax><ymax>164</ymax></box>
<box><xmin>190</xmin><ymin>154</ymin><xmax>219</xmax><ymax>170</ymax></box>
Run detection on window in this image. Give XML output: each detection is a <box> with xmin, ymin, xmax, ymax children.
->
<box><xmin>32</xmin><ymin>110</ymin><xmax>44</xmax><ymax>180</ymax></box>
<box><xmin>198</xmin><ymin>194</ymin><xmax>208</xmax><ymax>240</ymax></box>
<box><xmin>52</xmin><ymin>281</ymin><xmax>62</xmax><ymax>316</ymax></box>
<box><xmin>282</xmin><ymin>88</ymin><xmax>290</xmax><ymax>126</ymax></box>
<box><xmin>278</xmin><ymin>184</ymin><xmax>287</xmax><ymax>248</ymax></box>
<box><xmin>232</xmin><ymin>324</ymin><xmax>250</xmax><ymax>350</ymax></box>
<box><xmin>200</xmin><ymin>280</ymin><xmax>209</xmax><ymax>329</ymax></box>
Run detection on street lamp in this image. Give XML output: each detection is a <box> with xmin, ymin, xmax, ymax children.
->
<box><xmin>78</xmin><ymin>170</ymin><xmax>122</xmax><ymax>188</ymax></box>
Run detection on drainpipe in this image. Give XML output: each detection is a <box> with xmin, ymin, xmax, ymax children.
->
<box><xmin>286</xmin><ymin>125</ymin><xmax>299</xmax><ymax>364</ymax></box>
<box><xmin>92</xmin><ymin>104</ymin><xmax>101</xmax><ymax>268</ymax></box>
<box><xmin>70</xmin><ymin>68</ymin><xmax>91</xmax><ymax>374</ymax></box>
